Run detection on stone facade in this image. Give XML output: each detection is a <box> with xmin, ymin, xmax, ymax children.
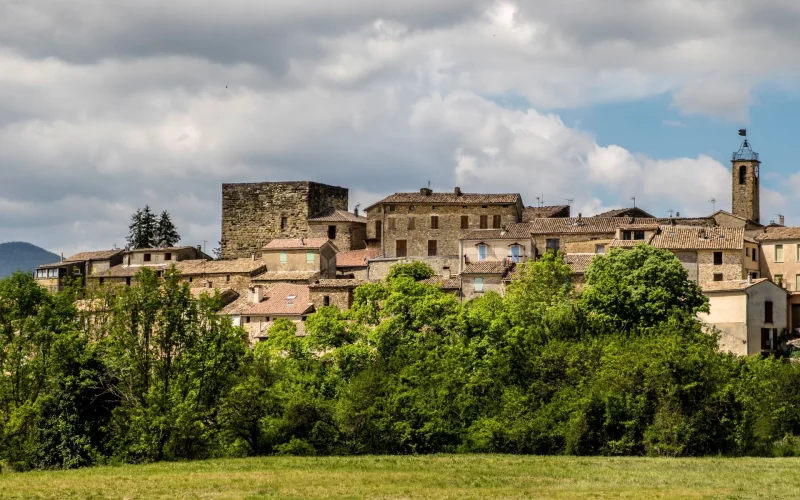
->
<box><xmin>221</xmin><ymin>181</ymin><xmax>348</xmax><ymax>259</ymax></box>
<box><xmin>366</xmin><ymin>256</ymin><xmax>459</xmax><ymax>281</ymax></box>
<box><xmin>696</xmin><ymin>249</ymin><xmax>747</xmax><ymax>284</ymax></box>
<box><xmin>309</xmin><ymin>280</ymin><xmax>363</xmax><ymax>310</ymax></box>
<box><xmin>461</xmin><ymin>274</ymin><xmax>505</xmax><ymax>300</ymax></box>
<box><xmin>308</xmin><ymin>221</ymin><xmax>366</xmax><ymax>252</ymax></box>
<box><xmin>732</xmin><ymin>159</ymin><xmax>760</xmax><ymax>223</ymax></box>
<box><xmin>262</xmin><ymin>241</ymin><xmax>338</xmax><ymax>279</ymax></box>
<box><xmin>532</xmin><ymin>234</ymin><xmax>612</xmax><ymax>257</ymax></box>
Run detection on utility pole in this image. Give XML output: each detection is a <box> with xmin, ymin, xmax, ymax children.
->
<box><xmin>709</xmin><ymin>198</ymin><xmax>716</xmax><ymax>213</ymax></box>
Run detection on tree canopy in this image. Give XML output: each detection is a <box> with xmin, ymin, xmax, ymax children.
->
<box><xmin>127</xmin><ymin>207</ymin><xmax>181</xmax><ymax>249</ymax></box>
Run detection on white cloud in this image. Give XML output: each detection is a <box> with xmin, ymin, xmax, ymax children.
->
<box><xmin>2</xmin><ymin>0</ymin><xmax>800</xmax><ymax>252</ymax></box>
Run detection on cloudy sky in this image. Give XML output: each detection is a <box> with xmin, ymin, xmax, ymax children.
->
<box><xmin>2</xmin><ymin>0</ymin><xmax>800</xmax><ymax>255</ymax></box>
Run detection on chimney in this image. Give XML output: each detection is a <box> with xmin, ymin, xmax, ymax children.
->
<box><xmin>354</xmin><ymin>204</ymin><xmax>360</xmax><ymax>217</ymax></box>
<box><xmin>747</xmin><ymin>274</ymin><xmax>752</xmax><ymax>285</ymax></box>
<box><xmin>454</xmin><ymin>186</ymin><xmax>462</xmax><ymax>196</ymax></box>
<box><xmin>420</xmin><ymin>187</ymin><xmax>432</xmax><ymax>196</ymax></box>
<box><xmin>249</xmin><ymin>285</ymin><xmax>264</xmax><ymax>305</ymax></box>
<box><xmin>676</xmin><ymin>212</ymin><xmax>680</xmax><ymax>217</ymax></box>
<box><xmin>442</xmin><ymin>266</ymin><xmax>451</xmax><ymax>280</ymax></box>
<box><xmin>780</xmin><ymin>215</ymin><xmax>785</xmax><ymax>226</ymax></box>
<box><xmin>251</xmin><ymin>252</ymin><xmax>256</xmax><ymax>261</ymax></box>
<box><xmin>197</xmin><ymin>245</ymin><xmax>202</xmax><ymax>254</ymax></box>
<box><xmin>60</xmin><ymin>253</ymin><xmax>64</xmax><ymax>262</ymax></box>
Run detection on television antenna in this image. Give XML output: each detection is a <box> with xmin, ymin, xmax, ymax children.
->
<box><xmin>630</xmin><ymin>197</ymin><xmax>636</xmax><ymax>209</ymax></box>
<box><xmin>667</xmin><ymin>209</ymin><xmax>674</xmax><ymax>218</ymax></box>
<box><xmin>708</xmin><ymin>198</ymin><xmax>716</xmax><ymax>213</ymax></box>
<box><xmin>564</xmin><ymin>198</ymin><xmax>574</xmax><ymax>207</ymax></box>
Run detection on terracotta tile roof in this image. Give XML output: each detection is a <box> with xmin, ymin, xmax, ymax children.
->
<box><xmin>242</xmin><ymin>283</ymin><xmax>314</xmax><ymax>316</ymax></box>
<box><xmin>252</xmin><ymin>270</ymin><xmax>320</xmax><ymax>282</ymax></box>
<box><xmin>308</xmin><ymin>208</ymin><xmax>367</xmax><ymax>223</ymax></box>
<box><xmin>595</xmin><ymin>207</ymin><xmax>656</xmax><ymax>218</ymax></box>
<box><xmin>522</xmin><ymin>205</ymin><xmax>570</xmax><ymax>221</ymax></box>
<box><xmin>656</xmin><ymin>217</ymin><xmax>717</xmax><ymax>227</ymax></box>
<box><xmin>336</xmin><ymin>248</ymin><xmax>381</xmax><ymax>268</ymax></box>
<box><xmin>175</xmin><ymin>259</ymin><xmax>266</xmax><ymax>275</ymax></box>
<box><xmin>753</xmin><ymin>226</ymin><xmax>800</xmax><ymax>242</ymax></box>
<box><xmin>461</xmin><ymin>223</ymin><xmax>534</xmax><ymax>241</ymax></box>
<box><xmin>701</xmin><ymin>278</ymin><xmax>773</xmax><ymax>292</ymax></box>
<box><xmin>462</xmin><ymin>261</ymin><xmax>513</xmax><ymax>275</ymax></box>
<box><xmin>65</xmin><ymin>249</ymin><xmax>123</xmax><ymax>262</ymax></box>
<box><xmin>263</xmin><ymin>238</ymin><xmax>333</xmax><ymax>250</ymax></box>
<box><xmin>530</xmin><ymin>217</ymin><xmax>659</xmax><ymax>235</ymax></box>
<box><xmin>564</xmin><ymin>253</ymin><xmax>598</xmax><ymax>274</ymax></box>
<box><xmin>617</xmin><ymin>223</ymin><xmax>661</xmax><ymax>230</ymax></box>
<box><xmin>309</xmin><ymin>279</ymin><xmax>368</xmax><ymax>288</ymax></box>
<box><xmin>650</xmin><ymin>226</ymin><xmax>745</xmax><ymax>250</ymax></box>
<box><xmin>420</xmin><ymin>276</ymin><xmax>462</xmax><ymax>289</ymax></box>
<box><xmin>365</xmin><ymin>191</ymin><xmax>521</xmax><ymax>211</ymax></box>
<box><xmin>610</xmin><ymin>239</ymin><xmax>653</xmax><ymax>248</ymax></box>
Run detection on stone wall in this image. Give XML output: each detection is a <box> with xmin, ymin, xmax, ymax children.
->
<box><xmin>697</xmin><ymin>249</ymin><xmax>745</xmax><ymax>284</ymax></box>
<box><xmin>262</xmin><ymin>245</ymin><xmax>337</xmax><ymax>279</ymax></box>
<box><xmin>337</xmin><ymin>267</ymin><xmax>369</xmax><ymax>280</ymax></box>
<box><xmin>366</xmin><ymin>203</ymin><xmax>521</xmax><ymax>258</ymax></box>
<box><xmin>309</xmin><ymin>287</ymin><xmax>354</xmax><ymax>310</ymax></box>
<box><xmin>673</xmin><ymin>251</ymin><xmax>699</xmax><ymax>282</ymax></box>
<box><xmin>732</xmin><ymin>160</ymin><xmax>760</xmax><ymax>223</ymax></box>
<box><xmin>367</xmin><ymin>256</ymin><xmax>459</xmax><ymax>281</ymax></box>
<box><xmin>178</xmin><ymin>273</ymin><xmax>254</xmax><ymax>292</ymax></box>
<box><xmin>221</xmin><ymin>181</ymin><xmax>349</xmax><ymax>259</ymax></box>
<box><xmin>308</xmin><ymin>221</ymin><xmax>366</xmax><ymax>252</ymax></box>
<box><xmin>462</xmin><ymin>275</ymin><xmax>504</xmax><ymax>300</ymax></box>
<box><xmin>533</xmin><ymin>234</ymin><xmax>613</xmax><ymax>256</ymax></box>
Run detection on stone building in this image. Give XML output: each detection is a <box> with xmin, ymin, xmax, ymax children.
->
<box><xmin>175</xmin><ymin>258</ymin><xmax>267</xmax><ymax>291</ymax></box>
<box><xmin>461</xmin><ymin>261</ymin><xmax>515</xmax><ymax>300</ymax></box>
<box><xmin>594</xmin><ymin>207</ymin><xmax>656</xmax><ymax>218</ymax></box>
<box><xmin>309</xmin><ymin>279</ymin><xmax>366</xmax><ymax>310</ymax></box>
<box><xmin>753</xmin><ymin>226</ymin><xmax>800</xmax><ymax>333</ymax></box>
<box><xmin>458</xmin><ymin>225</ymin><xmax>533</xmax><ymax>273</ymax></box>
<box><xmin>87</xmin><ymin>246</ymin><xmax>209</xmax><ymax>288</ymax></box>
<box><xmin>699</xmin><ymin>279</ymin><xmax>786</xmax><ymax>356</ymax></box>
<box><xmin>530</xmin><ymin>216</ymin><xmax>656</xmax><ymax>257</ymax></box>
<box><xmin>221</xmin><ymin>181</ymin><xmax>348</xmax><ymax>259</ymax></box>
<box><xmin>364</xmin><ymin>187</ymin><xmax>523</xmax><ymax>262</ymax></box>
<box><xmin>36</xmin><ymin>249</ymin><xmax>124</xmax><ymax>292</ymax></box>
<box><xmin>260</xmin><ymin>238</ymin><xmax>338</xmax><ymax>280</ymax></box>
<box><xmin>308</xmin><ymin>208</ymin><xmax>367</xmax><ymax>251</ymax></box>
<box><xmin>222</xmin><ymin>283</ymin><xmax>314</xmax><ymax>344</ymax></box>
<box><xmin>336</xmin><ymin>248</ymin><xmax>381</xmax><ymax>279</ymax></box>
<box><xmin>731</xmin><ymin>138</ymin><xmax>760</xmax><ymax>223</ymax></box>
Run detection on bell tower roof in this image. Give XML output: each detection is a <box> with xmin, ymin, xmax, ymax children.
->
<box><xmin>732</xmin><ymin>130</ymin><xmax>759</xmax><ymax>162</ymax></box>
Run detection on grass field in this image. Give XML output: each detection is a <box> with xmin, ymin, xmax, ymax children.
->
<box><xmin>2</xmin><ymin>455</ymin><xmax>800</xmax><ymax>499</ymax></box>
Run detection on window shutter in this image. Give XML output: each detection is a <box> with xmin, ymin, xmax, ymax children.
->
<box><xmin>461</xmin><ymin>215</ymin><xmax>469</xmax><ymax>229</ymax></box>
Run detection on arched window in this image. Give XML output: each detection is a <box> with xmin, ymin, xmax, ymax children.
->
<box><xmin>739</xmin><ymin>165</ymin><xmax>747</xmax><ymax>185</ymax></box>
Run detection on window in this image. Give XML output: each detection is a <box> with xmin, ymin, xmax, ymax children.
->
<box><xmin>622</xmin><ymin>231</ymin><xmax>632</xmax><ymax>240</ymax></box>
<box><xmin>765</xmin><ymin>301</ymin><xmax>774</xmax><ymax>324</ymax></box>
<box><xmin>396</xmin><ymin>240</ymin><xmax>407</xmax><ymax>257</ymax></box>
<box><xmin>36</xmin><ymin>269</ymin><xmax>44</xmax><ymax>278</ymax></box>
<box><xmin>478</xmin><ymin>244</ymin><xmax>487</xmax><ymax>261</ymax></box>
<box><xmin>634</xmin><ymin>231</ymin><xmax>645</xmax><ymax>241</ymax></box>
<box><xmin>389</xmin><ymin>205</ymin><xmax>396</xmax><ymax>212</ymax></box>
<box><xmin>752</xmin><ymin>249</ymin><xmax>757</xmax><ymax>262</ymax></box>
<box><xmin>323</xmin><ymin>296</ymin><xmax>330</xmax><ymax>307</ymax></box>
<box><xmin>428</xmin><ymin>240</ymin><xmax>437</xmax><ymax>257</ymax></box>
<box><xmin>280</xmin><ymin>252</ymin><xmax>287</xmax><ymax>263</ymax></box>
<box><xmin>144</xmin><ymin>253</ymin><xmax>152</xmax><ymax>262</ymax></box>
<box><xmin>461</xmin><ymin>215</ymin><xmax>469</xmax><ymax>229</ymax></box>
<box><xmin>408</xmin><ymin>217</ymin><xmax>416</xmax><ymax>230</ymax></box>
<box><xmin>245</xmin><ymin>316</ymin><xmax>251</xmax><ymax>324</ymax></box>
<box><xmin>430</xmin><ymin>216</ymin><xmax>439</xmax><ymax>229</ymax></box>
<box><xmin>775</xmin><ymin>274</ymin><xmax>783</xmax><ymax>287</ymax></box>
<box><xmin>510</xmin><ymin>245</ymin><xmax>521</xmax><ymax>263</ymax></box>
<box><xmin>546</xmin><ymin>238</ymin><xmax>560</xmax><ymax>254</ymax></box>
<box><xmin>776</xmin><ymin>244</ymin><xmax>784</xmax><ymax>262</ymax></box>
<box><xmin>328</xmin><ymin>225</ymin><xmax>336</xmax><ymax>239</ymax></box>
<box><xmin>126</xmin><ymin>277</ymin><xmax>132</xmax><ymax>286</ymax></box>
<box><xmin>157</xmin><ymin>271</ymin><xmax>164</xmax><ymax>278</ymax></box>
<box><xmin>188</xmin><ymin>276</ymin><xmax>193</xmax><ymax>283</ymax></box>
<box><xmin>375</xmin><ymin>221</ymin><xmax>382</xmax><ymax>238</ymax></box>
<box><xmin>281</xmin><ymin>216</ymin><xmax>288</xmax><ymax>230</ymax></box>
<box><xmin>739</xmin><ymin>165</ymin><xmax>746</xmax><ymax>185</ymax></box>
<box><xmin>226</xmin><ymin>275</ymin><xmax>231</xmax><ymax>283</ymax></box>
<box><xmin>492</xmin><ymin>215</ymin><xmax>501</xmax><ymax>229</ymax></box>
<box><xmin>761</xmin><ymin>328</ymin><xmax>771</xmax><ymax>350</ymax></box>
<box><xmin>307</xmin><ymin>252</ymin><xmax>315</xmax><ymax>263</ymax></box>
<box><xmin>388</xmin><ymin>218</ymin><xmax>396</xmax><ymax>230</ymax></box>
<box><xmin>474</xmin><ymin>277</ymin><xmax>484</xmax><ymax>292</ymax></box>
<box><xmin>48</xmin><ymin>268</ymin><xmax>57</xmax><ymax>278</ymax></box>
<box><xmin>431</xmin><ymin>205</ymin><xmax>438</xmax><ymax>211</ymax></box>
<box><xmin>796</xmin><ymin>274</ymin><xmax>800</xmax><ymax>292</ymax></box>
<box><xmin>746</xmin><ymin>248</ymin><xmax>750</xmax><ymax>257</ymax></box>
<box><xmin>713</xmin><ymin>252</ymin><xmax>723</xmax><ymax>265</ymax></box>
<box><xmin>409</xmin><ymin>206</ymin><xmax>415</xmax><ymax>212</ymax></box>
<box><xmin>595</xmin><ymin>244</ymin><xmax>605</xmax><ymax>254</ymax></box>
<box><xmin>713</xmin><ymin>273</ymin><xmax>723</xmax><ymax>282</ymax></box>
<box><xmin>99</xmin><ymin>277</ymin><xmax>105</xmax><ymax>285</ymax></box>
<box><xmin>164</xmin><ymin>253</ymin><xmax>172</xmax><ymax>261</ymax></box>
<box><xmin>797</xmin><ymin>244</ymin><xmax>800</xmax><ymax>262</ymax></box>
<box><xmin>479</xmin><ymin>215</ymin><xmax>488</xmax><ymax>229</ymax></box>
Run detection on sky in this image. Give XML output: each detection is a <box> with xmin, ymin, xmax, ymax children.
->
<box><xmin>2</xmin><ymin>0</ymin><xmax>800</xmax><ymax>256</ymax></box>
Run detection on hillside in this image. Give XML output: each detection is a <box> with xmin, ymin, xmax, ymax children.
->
<box><xmin>0</xmin><ymin>242</ymin><xmax>60</xmax><ymax>278</ymax></box>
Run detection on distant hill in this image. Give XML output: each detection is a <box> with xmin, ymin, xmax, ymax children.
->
<box><xmin>0</xmin><ymin>242</ymin><xmax>60</xmax><ymax>278</ymax></box>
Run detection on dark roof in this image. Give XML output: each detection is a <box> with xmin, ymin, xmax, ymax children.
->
<box><xmin>522</xmin><ymin>205</ymin><xmax>570</xmax><ymax>221</ymax></box>
<box><xmin>564</xmin><ymin>253</ymin><xmax>599</xmax><ymax>273</ymax></box>
<box><xmin>65</xmin><ymin>249</ymin><xmax>123</xmax><ymax>261</ymax></box>
<box><xmin>365</xmin><ymin>191</ymin><xmax>521</xmax><ymax>211</ymax></box>
<box><xmin>308</xmin><ymin>208</ymin><xmax>367</xmax><ymax>224</ymax></box>
<box><xmin>595</xmin><ymin>207</ymin><xmax>656</xmax><ymax>218</ymax></box>
<box><xmin>462</xmin><ymin>261</ymin><xmax>514</xmax><ymax>275</ymax></box>
<box><xmin>754</xmin><ymin>226</ymin><xmax>800</xmax><ymax>242</ymax></box>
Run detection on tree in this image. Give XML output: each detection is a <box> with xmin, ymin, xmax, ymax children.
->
<box><xmin>386</xmin><ymin>261</ymin><xmax>434</xmax><ymax>282</ymax></box>
<box><xmin>155</xmin><ymin>211</ymin><xmax>180</xmax><ymax>248</ymax></box>
<box><xmin>580</xmin><ymin>244</ymin><xmax>708</xmax><ymax>331</ymax></box>
<box><xmin>126</xmin><ymin>206</ymin><xmax>158</xmax><ymax>249</ymax></box>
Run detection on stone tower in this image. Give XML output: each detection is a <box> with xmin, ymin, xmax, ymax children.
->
<box><xmin>731</xmin><ymin>135</ymin><xmax>760</xmax><ymax>223</ymax></box>
<box><xmin>221</xmin><ymin>181</ymin><xmax>349</xmax><ymax>259</ymax></box>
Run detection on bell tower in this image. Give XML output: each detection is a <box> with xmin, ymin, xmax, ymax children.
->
<box><xmin>731</xmin><ymin>129</ymin><xmax>760</xmax><ymax>223</ymax></box>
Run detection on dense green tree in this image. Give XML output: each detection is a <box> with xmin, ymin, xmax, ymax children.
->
<box><xmin>154</xmin><ymin>211</ymin><xmax>181</xmax><ymax>247</ymax></box>
<box><xmin>580</xmin><ymin>244</ymin><xmax>709</xmax><ymax>331</ymax></box>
